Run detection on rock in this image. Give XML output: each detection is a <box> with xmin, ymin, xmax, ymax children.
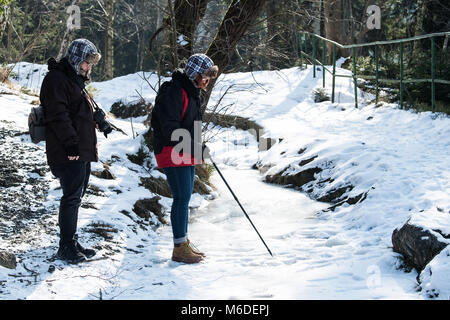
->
<box><xmin>261</xmin><ymin>141</ymin><xmax>371</xmax><ymax>210</ymax></box>
<box><xmin>265</xmin><ymin>167</ymin><xmax>322</xmax><ymax>188</ymax></box>
<box><xmin>140</xmin><ymin>176</ymin><xmax>172</xmax><ymax>198</ymax></box>
<box><xmin>317</xmin><ymin>185</ymin><xmax>354</xmax><ymax>203</ymax></box>
<box><xmin>392</xmin><ymin>222</ymin><xmax>448</xmax><ymax>272</ymax></box>
<box><xmin>91</xmin><ymin>164</ymin><xmax>115</xmax><ymax>180</ymax></box>
<box><xmin>0</xmin><ymin>251</ymin><xmax>17</xmax><ymax>269</ymax></box>
<box><xmin>133</xmin><ymin>196</ymin><xmax>166</xmax><ymax>224</ymax></box>
<box><xmin>193</xmin><ymin>176</ymin><xmax>212</xmax><ymax>195</ymax></box>
<box><xmin>110</xmin><ymin>100</ymin><xmax>153</xmax><ymax>119</ymax></box>
<box><xmin>299</xmin><ymin>155</ymin><xmax>318</xmax><ymax>167</ymax></box>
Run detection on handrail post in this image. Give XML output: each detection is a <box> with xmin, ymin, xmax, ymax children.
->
<box><xmin>352</xmin><ymin>47</ymin><xmax>358</xmax><ymax>109</ymax></box>
<box><xmin>332</xmin><ymin>44</ymin><xmax>336</xmax><ymax>103</ymax></box>
<box><xmin>375</xmin><ymin>45</ymin><xmax>379</xmax><ymax>106</ymax></box>
<box><xmin>312</xmin><ymin>34</ymin><xmax>316</xmax><ymax>78</ymax></box>
<box><xmin>431</xmin><ymin>36</ymin><xmax>436</xmax><ymax>112</ymax></box>
<box><xmin>322</xmin><ymin>39</ymin><xmax>326</xmax><ymax>88</ymax></box>
<box><xmin>400</xmin><ymin>42</ymin><xmax>404</xmax><ymax>109</ymax></box>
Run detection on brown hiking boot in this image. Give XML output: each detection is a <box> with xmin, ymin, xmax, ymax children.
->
<box><xmin>172</xmin><ymin>242</ymin><xmax>203</xmax><ymax>264</ymax></box>
<box><xmin>187</xmin><ymin>239</ymin><xmax>206</xmax><ymax>257</ymax></box>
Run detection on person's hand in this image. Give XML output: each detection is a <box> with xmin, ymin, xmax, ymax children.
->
<box><xmin>202</xmin><ymin>144</ymin><xmax>211</xmax><ymax>160</ymax></box>
<box><xmin>66</xmin><ymin>144</ymin><xmax>80</xmax><ymax>161</ymax></box>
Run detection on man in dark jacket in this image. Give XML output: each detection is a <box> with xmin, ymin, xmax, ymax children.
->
<box><xmin>40</xmin><ymin>39</ymin><xmax>101</xmax><ymax>264</ymax></box>
<box><xmin>151</xmin><ymin>53</ymin><xmax>218</xmax><ymax>264</ymax></box>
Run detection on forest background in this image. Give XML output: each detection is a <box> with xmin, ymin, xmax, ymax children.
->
<box><xmin>0</xmin><ymin>0</ymin><xmax>449</xmax><ymax>112</ymax></box>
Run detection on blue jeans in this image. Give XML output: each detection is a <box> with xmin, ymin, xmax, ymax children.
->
<box><xmin>163</xmin><ymin>166</ymin><xmax>195</xmax><ymax>244</ymax></box>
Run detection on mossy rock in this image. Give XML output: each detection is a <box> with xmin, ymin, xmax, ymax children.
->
<box><xmin>203</xmin><ymin>112</ymin><xmax>263</xmax><ymax>132</ymax></box>
<box><xmin>110</xmin><ymin>99</ymin><xmax>153</xmax><ymax>119</ymax></box>
<box><xmin>140</xmin><ymin>176</ymin><xmax>172</xmax><ymax>198</ymax></box>
<box><xmin>133</xmin><ymin>196</ymin><xmax>166</xmax><ymax>224</ymax></box>
<box><xmin>91</xmin><ymin>164</ymin><xmax>115</xmax><ymax>180</ymax></box>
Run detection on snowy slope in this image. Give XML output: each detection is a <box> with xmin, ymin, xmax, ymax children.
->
<box><xmin>0</xmin><ymin>62</ymin><xmax>449</xmax><ymax>300</ymax></box>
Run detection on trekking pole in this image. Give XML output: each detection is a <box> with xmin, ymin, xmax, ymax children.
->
<box><xmin>210</xmin><ymin>158</ymin><xmax>273</xmax><ymax>257</ymax></box>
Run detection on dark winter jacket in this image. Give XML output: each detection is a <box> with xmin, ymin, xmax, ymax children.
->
<box><xmin>151</xmin><ymin>69</ymin><xmax>204</xmax><ymax>168</ymax></box>
<box><xmin>40</xmin><ymin>57</ymin><xmax>98</xmax><ymax>166</ymax></box>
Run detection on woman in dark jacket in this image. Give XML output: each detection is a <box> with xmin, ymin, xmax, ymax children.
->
<box><xmin>40</xmin><ymin>39</ymin><xmax>101</xmax><ymax>264</ymax></box>
<box><xmin>151</xmin><ymin>54</ymin><xmax>218</xmax><ymax>264</ymax></box>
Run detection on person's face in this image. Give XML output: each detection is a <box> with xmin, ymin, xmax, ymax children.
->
<box><xmin>79</xmin><ymin>61</ymin><xmax>93</xmax><ymax>77</ymax></box>
<box><xmin>194</xmin><ymin>74</ymin><xmax>210</xmax><ymax>90</ymax></box>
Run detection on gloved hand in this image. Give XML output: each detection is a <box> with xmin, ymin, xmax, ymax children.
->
<box><xmin>103</xmin><ymin>126</ymin><xmax>113</xmax><ymax>138</ymax></box>
<box><xmin>202</xmin><ymin>143</ymin><xmax>211</xmax><ymax>161</ymax></box>
<box><xmin>65</xmin><ymin>144</ymin><xmax>80</xmax><ymax>161</ymax></box>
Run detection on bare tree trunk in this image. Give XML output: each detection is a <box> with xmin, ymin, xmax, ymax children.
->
<box><xmin>156</xmin><ymin>0</ymin><xmax>163</xmax><ymax>28</ymax></box>
<box><xmin>265</xmin><ymin>0</ymin><xmax>283</xmax><ymax>69</ymax></box>
<box><xmin>265</xmin><ymin>0</ymin><xmax>298</xmax><ymax>69</ymax></box>
<box><xmin>103</xmin><ymin>0</ymin><xmax>116</xmax><ymax>80</ymax></box>
<box><xmin>289</xmin><ymin>0</ymin><xmax>299</xmax><ymax>61</ymax></box>
<box><xmin>414</xmin><ymin>0</ymin><xmax>426</xmax><ymax>52</ymax></box>
<box><xmin>20</xmin><ymin>0</ymin><xmax>29</xmax><ymax>54</ymax></box>
<box><xmin>312</xmin><ymin>0</ymin><xmax>321</xmax><ymax>35</ymax></box>
<box><xmin>174</xmin><ymin>0</ymin><xmax>210</xmax><ymax>62</ymax></box>
<box><xmin>6</xmin><ymin>0</ymin><xmax>13</xmax><ymax>63</ymax></box>
<box><xmin>135</xmin><ymin>24</ymin><xmax>142</xmax><ymax>72</ymax></box>
<box><xmin>324</xmin><ymin>0</ymin><xmax>349</xmax><ymax>57</ymax></box>
<box><xmin>203</xmin><ymin>0</ymin><xmax>266</xmax><ymax>112</ymax></box>
<box><xmin>0</xmin><ymin>13</ymin><xmax>7</xmax><ymax>42</ymax></box>
<box><xmin>167</xmin><ymin>0</ymin><xmax>179</xmax><ymax>69</ymax></box>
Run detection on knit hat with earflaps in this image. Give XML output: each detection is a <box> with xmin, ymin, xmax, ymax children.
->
<box><xmin>65</xmin><ymin>39</ymin><xmax>101</xmax><ymax>75</ymax></box>
<box><xmin>184</xmin><ymin>53</ymin><xmax>218</xmax><ymax>81</ymax></box>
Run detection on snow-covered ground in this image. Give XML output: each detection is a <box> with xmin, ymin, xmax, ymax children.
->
<box><xmin>0</xmin><ymin>61</ymin><xmax>449</xmax><ymax>300</ymax></box>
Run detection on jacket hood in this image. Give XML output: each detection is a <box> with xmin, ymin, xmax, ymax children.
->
<box><xmin>172</xmin><ymin>69</ymin><xmax>200</xmax><ymax>98</ymax></box>
<box><xmin>47</xmin><ymin>57</ymin><xmax>87</xmax><ymax>89</ymax></box>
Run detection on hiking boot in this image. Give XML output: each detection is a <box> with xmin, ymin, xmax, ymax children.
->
<box><xmin>73</xmin><ymin>234</ymin><xmax>96</xmax><ymax>258</ymax></box>
<box><xmin>187</xmin><ymin>239</ymin><xmax>206</xmax><ymax>257</ymax></box>
<box><xmin>172</xmin><ymin>242</ymin><xmax>203</xmax><ymax>264</ymax></box>
<box><xmin>75</xmin><ymin>241</ymin><xmax>96</xmax><ymax>259</ymax></box>
<box><xmin>57</xmin><ymin>240</ymin><xmax>87</xmax><ymax>264</ymax></box>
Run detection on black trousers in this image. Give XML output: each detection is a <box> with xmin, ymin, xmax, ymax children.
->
<box><xmin>50</xmin><ymin>162</ymin><xmax>91</xmax><ymax>244</ymax></box>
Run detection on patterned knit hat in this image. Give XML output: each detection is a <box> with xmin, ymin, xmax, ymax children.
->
<box><xmin>65</xmin><ymin>39</ymin><xmax>101</xmax><ymax>74</ymax></box>
<box><xmin>184</xmin><ymin>53</ymin><xmax>218</xmax><ymax>81</ymax></box>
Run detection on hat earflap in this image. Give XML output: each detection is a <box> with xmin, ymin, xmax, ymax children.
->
<box><xmin>202</xmin><ymin>65</ymin><xmax>218</xmax><ymax>79</ymax></box>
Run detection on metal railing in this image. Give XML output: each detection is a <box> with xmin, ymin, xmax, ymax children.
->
<box><xmin>298</xmin><ymin>31</ymin><xmax>450</xmax><ymax>111</ymax></box>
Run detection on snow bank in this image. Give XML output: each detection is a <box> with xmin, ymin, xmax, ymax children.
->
<box><xmin>1</xmin><ymin>62</ymin><xmax>449</xmax><ymax>299</ymax></box>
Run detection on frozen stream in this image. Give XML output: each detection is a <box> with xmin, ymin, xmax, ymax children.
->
<box><xmin>148</xmin><ymin>165</ymin><xmax>421</xmax><ymax>300</ymax></box>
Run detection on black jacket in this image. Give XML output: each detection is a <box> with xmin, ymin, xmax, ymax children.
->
<box><xmin>40</xmin><ymin>57</ymin><xmax>98</xmax><ymax>166</ymax></box>
<box><xmin>151</xmin><ymin>69</ymin><xmax>203</xmax><ymax>158</ymax></box>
